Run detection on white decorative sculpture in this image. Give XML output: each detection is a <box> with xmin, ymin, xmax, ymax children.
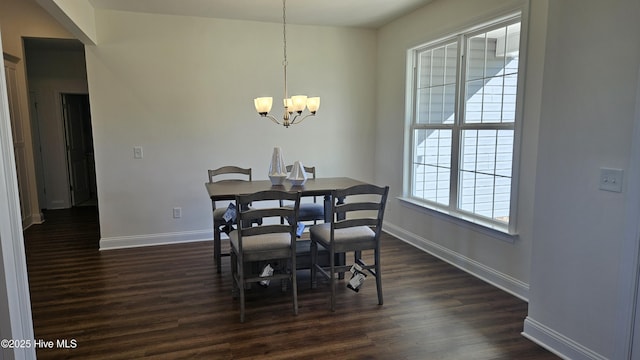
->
<box><xmin>268</xmin><ymin>146</ymin><xmax>287</xmax><ymax>185</ymax></box>
<box><xmin>288</xmin><ymin>160</ymin><xmax>308</xmax><ymax>186</ymax></box>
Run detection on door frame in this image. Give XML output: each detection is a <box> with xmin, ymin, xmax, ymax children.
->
<box><xmin>0</xmin><ymin>36</ymin><xmax>37</xmax><ymax>359</ymax></box>
<box><xmin>29</xmin><ymin>90</ymin><xmax>46</xmax><ymax>211</ymax></box>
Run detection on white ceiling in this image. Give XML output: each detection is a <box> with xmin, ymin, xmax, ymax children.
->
<box><xmin>88</xmin><ymin>0</ymin><xmax>434</xmax><ymax>28</ymax></box>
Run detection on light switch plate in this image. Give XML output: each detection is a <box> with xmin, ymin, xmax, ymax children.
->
<box><xmin>599</xmin><ymin>168</ymin><xmax>623</xmax><ymax>193</ymax></box>
<box><xmin>133</xmin><ymin>146</ymin><xmax>143</xmax><ymax>159</ymax></box>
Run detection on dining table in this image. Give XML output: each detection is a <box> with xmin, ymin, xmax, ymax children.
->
<box><xmin>205</xmin><ymin>176</ymin><xmax>369</xmax><ymax>273</ymax></box>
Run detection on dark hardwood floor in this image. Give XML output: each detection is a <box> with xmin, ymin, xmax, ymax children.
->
<box><xmin>24</xmin><ymin>207</ymin><xmax>557</xmax><ymax>359</ymax></box>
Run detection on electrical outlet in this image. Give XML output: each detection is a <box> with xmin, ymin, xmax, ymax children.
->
<box><xmin>173</xmin><ymin>207</ymin><xmax>182</xmax><ymax>219</ymax></box>
<box><xmin>599</xmin><ymin>168</ymin><xmax>623</xmax><ymax>193</ymax></box>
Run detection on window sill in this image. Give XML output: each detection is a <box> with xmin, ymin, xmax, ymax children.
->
<box><xmin>397</xmin><ymin>197</ymin><xmax>518</xmax><ymax>244</ymax></box>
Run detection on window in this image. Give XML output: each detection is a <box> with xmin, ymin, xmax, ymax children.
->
<box><xmin>406</xmin><ymin>14</ymin><xmax>522</xmax><ymax>232</ymax></box>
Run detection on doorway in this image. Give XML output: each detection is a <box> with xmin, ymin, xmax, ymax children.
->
<box><xmin>23</xmin><ymin>37</ymin><xmax>94</xmax><ymax>210</ymax></box>
<box><xmin>61</xmin><ymin>93</ymin><xmax>96</xmax><ymax>206</ymax></box>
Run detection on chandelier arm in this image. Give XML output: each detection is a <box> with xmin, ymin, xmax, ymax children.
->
<box><xmin>263</xmin><ymin>114</ymin><xmax>282</xmax><ymax>125</ymax></box>
<box><xmin>290</xmin><ymin>113</ymin><xmax>316</xmax><ymax>125</ymax></box>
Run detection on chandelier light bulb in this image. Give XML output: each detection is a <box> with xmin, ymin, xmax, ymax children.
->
<box><xmin>306</xmin><ymin>97</ymin><xmax>320</xmax><ymax>113</ymax></box>
<box><xmin>254</xmin><ymin>97</ymin><xmax>273</xmax><ymax>115</ymax></box>
<box><xmin>290</xmin><ymin>95</ymin><xmax>308</xmax><ymax>113</ymax></box>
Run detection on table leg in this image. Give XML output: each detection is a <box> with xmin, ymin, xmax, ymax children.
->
<box><xmin>335</xmin><ymin>195</ymin><xmax>347</xmax><ymax>279</ymax></box>
<box><xmin>323</xmin><ymin>195</ymin><xmax>331</xmax><ymax>222</ymax></box>
<box><xmin>336</xmin><ymin>195</ymin><xmax>347</xmax><ymax>220</ymax></box>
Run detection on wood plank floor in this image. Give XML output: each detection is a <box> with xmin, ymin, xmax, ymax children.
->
<box><xmin>24</xmin><ymin>207</ymin><xmax>557</xmax><ymax>359</ymax></box>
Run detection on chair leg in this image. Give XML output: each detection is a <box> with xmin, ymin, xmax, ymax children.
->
<box><xmin>338</xmin><ymin>255</ymin><xmax>345</xmax><ymax>280</ymax></box>
<box><xmin>310</xmin><ymin>240</ymin><xmax>318</xmax><ymax>289</ymax></box>
<box><xmin>291</xmin><ymin>258</ymin><xmax>298</xmax><ymax>316</ymax></box>
<box><xmin>375</xmin><ymin>248</ymin><xmax>383</xmax><ymax>306</ymax></box>
<box><xmin>330</xmin><ymin>250</ymin><xmax>336</xmax><ymax>312</ymax></box>
<box><xmin>214</xmin><ymin>226</ymin><xmax>222</xmax><ymax>273</ymax></box>
<box><xmin>230</xmin><ymin>251</ymin><xmax>238</xmax><ymax>298</ymax></box>
<box><xmin>238</xmin><ymin>254</ymin><xmax>246</xmax><ymax>322</ymax></box>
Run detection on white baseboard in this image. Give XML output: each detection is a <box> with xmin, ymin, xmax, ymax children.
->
<box><xmin>522</xmin><ymin>317</ymin><xmax>607</xmax><ymax>360</ymax></box>
<box><xmin>382</xmin><ymin>222</ymin><xmax>529</xmax><ymax>301</ymax></box>
<box><xmin>99</xmin><ymin>229</ymin><xmax>213</xmax><ymax>250</ymax></box>
<box><xmin>22</xmin><ymin>214</ymin><xmax>32</xmax><ymax>229</ymax></box>
<box><xmin>33</xmin><ymin>210</ymin><xmax>44</xmax><ymax>224</ymax></box>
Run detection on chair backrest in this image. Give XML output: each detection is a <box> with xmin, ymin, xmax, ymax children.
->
<box><xmin>208</xmin><ymin>166</ymin><xmax>252</xmax><ymax>183</ymax></box>
<box><xmin>330</xmin><ymin>184</ymin><xmax>389</xmax><ymax>235</ymax></box>
<box><xmin>285</xmin><ymin>164</ymin><xmax>316</xmax><ymax>180</ymax></box>
<box><xmin>234</xmin><ymin>190</ymin><xmax>301</xmax><ymax>248</ymax></box>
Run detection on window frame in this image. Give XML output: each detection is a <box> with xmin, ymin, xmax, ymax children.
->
<box><xmin>403</xmin><ymin>11</ymin><xmax>526</xmax><ymax>236</ymax></box>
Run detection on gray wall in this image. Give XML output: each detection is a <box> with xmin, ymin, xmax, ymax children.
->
<box><xmin>86</xmin><ymin>10</ymin><xmax>378</xmax><ymax>249</ymax></box>
<box><xmin>525</xmin><ymin>0</ymin><xmax>640</xmax><ymax>358</ymax></box>
<box><xmin>376</xmin><ymin>0</ymin><xmax>640</xmax><ymax>358</ymax></box>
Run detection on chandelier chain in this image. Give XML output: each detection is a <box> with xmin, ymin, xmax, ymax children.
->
<box><xmin>282</xmin><ymin>0</ymin><xmax>288</xmax><ymax>100</ymax></box>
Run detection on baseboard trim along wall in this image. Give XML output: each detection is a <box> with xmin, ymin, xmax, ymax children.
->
<box><xmin>99</xmin><ymin>229</ymin><xmax>213</xmax><ymax>250</ymax></box>
<box><xmin>382</xmin><ymin>222</ymin><xmax>529</xmax><ymax>301</ymax></box>
<box><xmin>522</xmin><ymin>317</ymin><xmax>606</xmax><ymax>360</ymax></box>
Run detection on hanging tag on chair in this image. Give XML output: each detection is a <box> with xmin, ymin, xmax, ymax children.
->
<box><xmin>347</xmin><ymin>264</ymin><xmax>367</xmax><ymax>292</ymax></box>
<box><xmin>223</xmin><ymin>203</ymin><xmax>236</xmax><ymax>223</ymax></box>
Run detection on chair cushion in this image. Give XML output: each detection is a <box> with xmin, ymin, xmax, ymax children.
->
<box><xmin>309</xmin><ymin>223</ymin><xmax>376</xmax><ymax>247</ymax></box>
<box><xmin>229</xmin><ymin>230</ymin><xmax>292</xmax><ymax>252</ymax></box>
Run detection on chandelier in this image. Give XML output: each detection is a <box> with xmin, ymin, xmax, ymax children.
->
<box><xmin>253</xmin><ymin>0</ymin><xmax>320</xmax><ymax>128</ymax></box>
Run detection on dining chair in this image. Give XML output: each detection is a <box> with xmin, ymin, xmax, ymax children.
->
<box><xmin>282</xmin><ymin>165</ymin><xmax>324</xmax><ymax>225</ymax></box>
<box><xmin>309</xmin><ymin>184</ymin><xmax>389</xmax><ymax>311</ymax></box>
<box><xmin>208</xmin><ymin>165</ymin><xmax>252</xmax><ymax>274</ymax></box>
<box><xmin>229</xmin><ymin>189</ymin><xmax>301</xmax><ymax>322</ymax></box>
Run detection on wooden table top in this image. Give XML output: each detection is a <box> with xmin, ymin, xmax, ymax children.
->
<box><xmin>205</xmin><ymin>177</ymin><xmax>368</xmax><ymax>201</ymax></box>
